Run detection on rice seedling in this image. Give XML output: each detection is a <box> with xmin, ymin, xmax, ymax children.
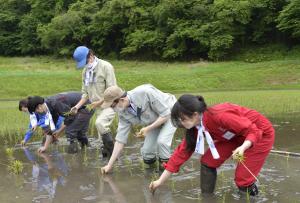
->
<box><xmin>221</xmin><ymin>192</ymin><xmax>227</xmax><ymax>203</ymax></box>
<box><xmin>8</xmin><ymin>160</ymin><xmax>24</xmax><ymax>175</ymax></box>
<box><xmin>82</xmin><ymin>148</ymin><xmax>88</xmax><ymax>167</ymax></box>
<box><xmin>260</xmin><ymin>184</ymin><xmax>266</xmax><ymax>195</ymax></box>
<box><xmin>233</xmin><ymin>153</ymin><xmax>259</xmax><ymax>183</ymax></box>
<box><xmin>170</xmin><ymin>179</ymin><xmax>176</xmax><ymax>192</ymax></box>
<box><xmin>5</xmin><ymin>147</ymin><xmax>14</xmax><ymax>158</ymax></box>
<box><xmin>246</xmin><ymin>188</ymin><xmax>250</xmax><ymax>203</ymax></box>
<box><xmin>139</xmin><ymin>159</ymin><xmax>145</xmax><ymax>173</ymax></box>
<box><xmin>85</xmin><ymin>104</ymin><xmax>93</xmax><ymax>112</ymax></box>
<box><xmin>232</xmin><ymin>153</ymin><xmax>245</xmax><ymax>163</ymax></box>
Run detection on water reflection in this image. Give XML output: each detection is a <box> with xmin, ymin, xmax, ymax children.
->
<box><xmin>23</xmin><ymin>148</ymin><xmax>68</xmax><ymax>202</ymax></box>
<box><xmin>1</xmin><ymin>114</ymin><xmax>300</xmax><ymax>202</ymax></box>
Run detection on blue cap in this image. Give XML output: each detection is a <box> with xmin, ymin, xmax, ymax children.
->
<box><xmin>73</xmin><ymin>46</ymin><xmax>89</xmax><ymax>69</ymax></box>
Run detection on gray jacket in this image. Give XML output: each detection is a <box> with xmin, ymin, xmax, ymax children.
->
<box><xmin>115</xmin><ymin>84</ymin><xmax>176</xmax><ymax>144</ymax></box>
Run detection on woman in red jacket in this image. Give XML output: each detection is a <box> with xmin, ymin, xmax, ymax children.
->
<box><xmin>149</xmin><ymin>94</ymin><xmax>275</xmax><ymax>196</ymax></box>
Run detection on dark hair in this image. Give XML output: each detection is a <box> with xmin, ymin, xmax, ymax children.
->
<box><xmin>86</xmin><ymin>49</ymin><xmax>95</xmax><ymax>61</ymax></box>
<box><xmin>27</xmin><ymin>96</ymin><xmax>45</xmax><ymax>114</ymax></box>
<box><xmin>19</xmin><ymin>98</ymin><xmax>28</xmax><ymax>111</ymax></box>
<box><xmin>171</xmin><ymin>94</ymin><xmax>207</xmax><ymax>152</ymax></box>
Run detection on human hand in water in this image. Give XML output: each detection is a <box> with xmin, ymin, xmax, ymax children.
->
<box><xmin>38</xmin><ymin>146</ymin><xmax>47</xmax><ymax>153</ymax></box>
<box><xmin>21</xmin><ymin>140</ymin><xmax>27</xmax><ymax>146</ymax></box>
<box><xmin>101</xmin><ymin>164</ymin><xmax>113</xmax><ymax>174</ymax></box>
<box><xmin>149</xmin><ymin>180</ymin><xmax>162</xmax><ymax>194</ymax></box>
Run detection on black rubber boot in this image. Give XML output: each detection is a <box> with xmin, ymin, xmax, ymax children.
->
<box><xmin>101</xmin><ymin>132</ymin><xmax>114</xmax><ymax>158</ymax></box>
<box><xmin>239</xmin><ymin>182</ymin><xmax>259</xmax><ymax>196</ymax></box>
<box><xmin>144</xmin><ymin>157</ymin><xmax>157</xmax><ymax>169</ymax></box>
<box><xmin>78</xmin><ymin>136</ymin><xmax>89</xmax><ymax>149</ymax></box>
<box><xmin>143</xmin><ymin>157</ymin><xmax>157</xmax><ymax>175</ymax></box>
<box><xmin>201</xmin><ymin>164</ymin><xmax>217</xmax><ymax>194</ymax></box>
<box><xmin>67</xmin><ymin>140</ymin><xmax>79</xmax><ymax>154</ymax></box>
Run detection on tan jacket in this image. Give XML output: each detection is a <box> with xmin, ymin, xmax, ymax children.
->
<box><xmin>81</xmin><ymin>59</ymin><xmax>116</xmax><ymax>102</ymax></box>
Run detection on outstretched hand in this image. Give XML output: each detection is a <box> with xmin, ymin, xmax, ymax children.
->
<box><xmin>149</xmin><ymin>180</ymin><xmax>161</xmax><ymax>195</ymax></box>
<box><xmin>101</xmin><ymin>164</ymin><xmax>113</xmax><ymax>174</ymax></box>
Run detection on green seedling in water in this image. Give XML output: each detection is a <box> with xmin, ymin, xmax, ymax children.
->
<box><xmin>260</xmin><ymin>184</ymin><xmax>266</xmax><ymax>195</ymax></box>
<box><xmin>170</xmin><ymin>179</ymin><xmax>176</xmax><ymax>192</ymax></box>
<box><xmin>8</xmin><ymin>160</ymin><xmax>24</xmax><ymax>175</ymax></box>
<box><xmin>5</xmin><ymin>148</ymin><xmax>14</xmax><ymax>158</ymax></box>
<box><xmin>140</xmin><ymin>159</ymin><xmax>145</xmax><ymax>172</ymax></box>
<box><xmin>246</xmin><ymin>188</ymin><xmax>250</xmax><ymax>203</ymax></box>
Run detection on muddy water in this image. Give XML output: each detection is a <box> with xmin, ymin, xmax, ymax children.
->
<box><xmin>0</xmin><ymin>114</ymin><xmax>299</xmax><ymax>203</ymax></box>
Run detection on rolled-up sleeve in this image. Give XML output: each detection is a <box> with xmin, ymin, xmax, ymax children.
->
<box><xmin>115</xmin><ymin>116</ymin><xmax>132</xmax><ymax>144</ymax></box>
<box><xmin>146</xmin><ymin>88</ymin><xmax>170</xmax><ymax>117</ymax></box>
<box><xmin>218</xmin><ymin>113</ymin><xmax>263</xmax><ymax>147</ymax></box>
<box><xmin>164</xmin><ymin>138</ymin><xmax>194</xmax><ymax>173</ymax></box>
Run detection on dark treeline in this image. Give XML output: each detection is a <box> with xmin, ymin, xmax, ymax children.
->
<box><xmin>0</xmin><ymin>0</ymin><xmax>299</xmax><ymax>60</ymax></box>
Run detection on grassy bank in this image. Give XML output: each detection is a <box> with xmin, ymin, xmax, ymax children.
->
<box><xmin>1</xmin><ymin>57</ymin><xmax>300</xmax><ymax>99</ymax></box>
<box><xmin>0</xmin><ymin>56</ymin><xmax>300</xmax><ymax>144</ymax></box>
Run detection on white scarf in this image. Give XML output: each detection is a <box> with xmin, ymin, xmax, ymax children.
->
<box><xmin>195</xmin><ymin>115</ymin><xmax>220</xmax><ymax>159</ymax></box>
<box><xmin>29</xmin><ymin>113</ymin><xmax>38</xmax><ymax>127</ymax></box>
<box><xmin>44</xmin><ymin>104</ymin><xmax>56</xmax><ymax>131</ymax></box>
<box><xmin>84</xmin><ymin>57</ymin><xmax>99</xmax><ymax>86</ymax></box>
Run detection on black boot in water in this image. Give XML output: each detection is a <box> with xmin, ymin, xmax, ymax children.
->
<box><xmin>201</xmin><ymin>164</ymin><xmax>217</xmax><ymax>194</ymax></box>
<box><xmin>101</xmin><ymin>132</ymin><xmax>114</xmax><ymax>158</ymax></box>
<box><xmin>239</xmin><ymin>182</ymin><xmax>259</xmax><ymax>196</ymax></box>
<box><xmin>78</xmin><ymin>136</ymin><xmax>89</xmax><ymax>149</ymax></box>
<box><xmin>68</xmin><ymin>140</ymin><xmax>79</xmax><ymax>154</ymax></box>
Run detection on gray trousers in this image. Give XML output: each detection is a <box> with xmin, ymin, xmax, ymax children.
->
<box><xmin>140</xmin><ymin>118</ymin><xmax>176</xmax><ymax>161</ymax></box>
<box><xmin>65</xmin><ymin>108</ymin><xmax>93</xmax><ymax>141</ymax></box>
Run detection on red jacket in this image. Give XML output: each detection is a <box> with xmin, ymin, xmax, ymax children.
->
<box><xmin>165</xmin><ymin>103</ymin><xmax>274</xmax><ymax>173</ymax></box>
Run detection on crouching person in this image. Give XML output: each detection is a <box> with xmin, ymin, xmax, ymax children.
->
<box><xmin>149</xmin><ymin>94</ymin><xmax>275</xmax><ymax>196</ymax></box>
<box><xmin>19</xmin><ymin>98</ymin><xmax>64</xmax><ymax>146</ymax></box>
<box><xmin>27</xmin><ymin>92</ymin><xmax>93</xmax><ymax>153</ymax></box>
<box><xmin>101</xmin><ymin>84</ymin><xmax>177</xmax><ymax>173</ymax></box>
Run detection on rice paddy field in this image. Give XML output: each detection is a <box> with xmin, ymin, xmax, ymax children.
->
<box><xmin>0</xmin><ymin>57</ymin><xmax>300</xmax><ymax>202</ymax></box>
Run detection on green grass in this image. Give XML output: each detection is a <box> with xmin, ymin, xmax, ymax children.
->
<box><xmin>0</xmin><ymin>56</ymin><xmax>300</xmax><ymax>143</ymax></box>
<box><xmin>1</xmin><ymin>56</ymin><xmax>300</xmax><ymax>99</ymax></box>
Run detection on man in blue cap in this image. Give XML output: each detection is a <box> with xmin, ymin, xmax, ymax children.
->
<box><xmin>71</xmin><ymin>46</ymin><xmax>117</xmax><ymax>158</ymax></box>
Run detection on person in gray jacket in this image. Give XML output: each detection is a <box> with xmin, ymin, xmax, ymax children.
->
<box><xmin>101</xmin><ymin>84</ymin><xmax>177</xmax><ymax>174</ymax></box>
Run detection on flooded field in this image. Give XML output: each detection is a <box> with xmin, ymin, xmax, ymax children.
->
<box><xmin>0</xmin><ymin>114</ymin><xmax>299</xmax><ymax>203</ymax></box>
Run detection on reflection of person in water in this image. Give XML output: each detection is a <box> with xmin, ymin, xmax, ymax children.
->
<box><xmin>100</xmin><ymin>173</ymin><xmax>174</xmax><ymax>203</ymax></box>
<box><xmin>23</xmin><ymin>148</ymin><xmax>68</xmax><ymax>199</ymax></box>
<box><xmin>99</xmin><ymin>175</ymin><xmax>127</xmax><ymax>203</ymax></box>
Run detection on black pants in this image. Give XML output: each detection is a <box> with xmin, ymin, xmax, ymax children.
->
<box><xmin>65</xmin><ymin>108</ymin><xmax>93</xmax><ymax>141</ymax></box>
